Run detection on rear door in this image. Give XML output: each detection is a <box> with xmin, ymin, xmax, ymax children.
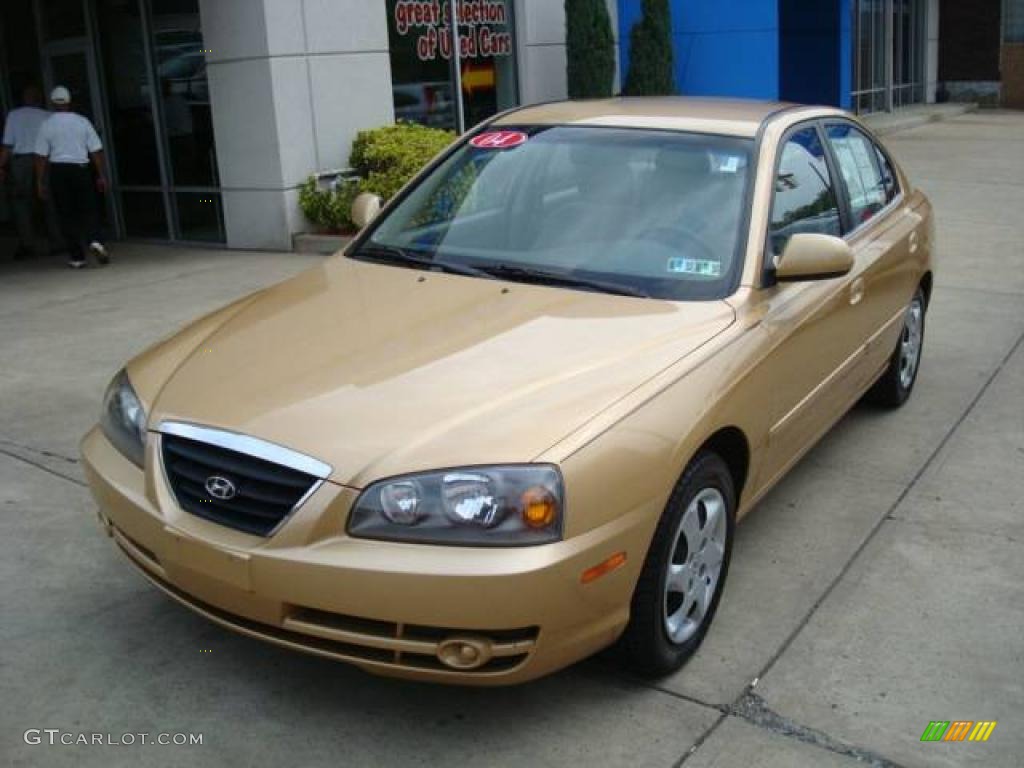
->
<box><xmin>822</xmin><ymin>120</ymin><xmax>925</xmax><ymax>388</ymax></box>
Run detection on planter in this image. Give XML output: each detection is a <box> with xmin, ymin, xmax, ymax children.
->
<box><xmin>292</xmin><ymin>232</ymin><xmax>354</xmax><ymax>255</ymax></box>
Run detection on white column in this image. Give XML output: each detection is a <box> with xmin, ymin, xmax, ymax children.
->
<box><xmin>200</xmin><ymin>0</ymin><xmax>393</xmax><ymax>251</ymax></box>
<box><xmin>926</xmin><ymin>0</ymin><xmax>940</xmax><ymax>103</ymax></box>
<box><xmin>515</xmin><ymin>0</ymin><xmax>620</xmax><ymax>105</ymax></box>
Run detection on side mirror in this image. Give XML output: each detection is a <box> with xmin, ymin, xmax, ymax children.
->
<box><xmin>351</xmin><ymin>192</ymin><xmax>382</xmax><ymax>230</ymax></box>
<box><xmin>775</xmin><ymin>233</ymin><xmax>854</xmax><ymax>282</ymax></box>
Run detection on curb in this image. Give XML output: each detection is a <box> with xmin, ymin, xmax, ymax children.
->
<box><xmin>864</xmin><ymin>103</ymin><xmax>979</xmax><ymax>136</ymax></box>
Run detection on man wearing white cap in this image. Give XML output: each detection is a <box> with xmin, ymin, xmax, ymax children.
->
<box><xmin>34</xmin><ymin>85</ymin><xmax>109</xmax><ymax>268</ymax></box>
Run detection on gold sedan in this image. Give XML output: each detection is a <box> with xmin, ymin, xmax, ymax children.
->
<box><xmin>82</xmin><ymin>98</ymin><xmax>933</xmax><ymax>685</ymax></box>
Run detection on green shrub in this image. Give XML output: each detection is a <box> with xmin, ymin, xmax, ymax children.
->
<box><xmin>565</xmin><ymin>0</ymin><xmax>616</xmax><ymax>99</ymax></box>
<box><xmin>350</xmin><ymin>123</ymin><xmax>455</xmax><ymax>202</ymax></box>
<box><xmin>298</xmin><ymin>176</ymin><xmax>360</xmax><ymax>234</ymax></box>
<box><xmin>300</xmin><ymin>123</ymin><xmax>454</xmax><ymax>233</ymax></box>
<box><xmin>623</xmin><ymin>0</ymin><xmax>675</xmax><ymax>96</ymax></box>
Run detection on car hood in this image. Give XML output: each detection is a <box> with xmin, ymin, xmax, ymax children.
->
<box><xmin>145</xmin><ymin>257</ymin><xmax>735</xmax><ymax>487</ymax></box>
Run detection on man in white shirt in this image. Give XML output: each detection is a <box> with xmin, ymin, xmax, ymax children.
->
<box><xmin>34</xmin><ymin>85</ymin><xmax>110</xmax><ymax>268</ymax></box>
<box><xmin>0</xmin><ymin>84</ymin><xmax>60</xmax><ymax>260</ymax></box>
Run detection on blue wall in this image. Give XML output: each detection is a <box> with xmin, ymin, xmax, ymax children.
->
<box><xmin>779</xmin><ymin>0</ymin><xmax>839</xmax><ymax>104</ymax></box>
<box><xmin>617</xmin><ymin>0</ymin><xmax>850</xmax><ymax>107</ymax></box>
<box><xmin>618</xmin><ymin>0</ymin><xmax>781</xmax><ymax>101</ymax></box>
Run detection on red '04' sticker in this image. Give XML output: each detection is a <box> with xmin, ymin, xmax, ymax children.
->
<box><xmin>470</xmin><ymin>131</ymin><xmax>528</xmax><ymax>149</ymax></box>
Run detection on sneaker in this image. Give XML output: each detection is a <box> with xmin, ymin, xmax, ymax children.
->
<box><xmin>68</xmin><ymin>258</ymin><xmax>86</xmax><ymax>269</ymax></box>
<box><xmin>89</xmin><ymin>241</ymin><xmax>110</xmax><ymax>265</ymax></box>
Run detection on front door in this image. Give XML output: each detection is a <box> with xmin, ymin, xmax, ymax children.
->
<box><xmin>756</xmin><ymin>123</ymin><xmax>867</xmax><ymax>488</ymax></box>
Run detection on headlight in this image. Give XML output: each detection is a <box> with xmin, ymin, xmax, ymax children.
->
<box><xmin>348</xmin><ymin>465</ymin><xmax>563</xmax><ymax>546</ymax></box>
<box><xmin>100</xmin><ymin>369</ymin><xmax>148</xmax><ymax>467</ymax></box>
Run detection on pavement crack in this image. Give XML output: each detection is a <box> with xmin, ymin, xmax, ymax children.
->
<box><xmin>0</xmin><ymin>437</ymin><xmax>79</xmax><ymax>465</ymax></box>
<box><xmin>673</xmin><ymin>712</ymin><xmax>728</xmax><ymax>768</ymax></box>
<box><xmin>0</xmin><ymin>446</ymin><xmax>86</xmax><ymax>487</ymax></box>
<box><xmin>726</xmin><ymin>692</ymin><xmax>907</xmax><ymax>767</ymax></box>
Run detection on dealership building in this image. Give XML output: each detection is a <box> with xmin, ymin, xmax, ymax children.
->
<box><xmin>1</xmin><ymin>0</ymin><xmax>1022</xmax><ymax>252</ymax></box>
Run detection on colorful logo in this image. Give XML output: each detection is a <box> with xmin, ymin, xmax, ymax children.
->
<box><xmin>469</xmin><ymin>131</ymin><xmax>528</xmax><ymax>150</ymax></box>
<box><xmin>920</xmin><ymin>721</ymin><xmax>997</xmax><ymax>742</ymax></box>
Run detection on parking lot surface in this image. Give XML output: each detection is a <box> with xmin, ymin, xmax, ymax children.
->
<box><xmin>1</xmin><ymin>111</ymin><xmax>1022</xmax><ymax>767</ymax></box>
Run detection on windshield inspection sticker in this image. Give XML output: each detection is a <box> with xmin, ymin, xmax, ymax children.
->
<box><xmin>713</xmin><ymin>153</ymin><xmax>743</xmax><ymax>174</ymax></box>
<box><xmin>470</xmin><ymin>131</ymin><xmax>528</xmax><ymax>150</ymax></box>
<box><xmin>667</xmin><ymin>257</ymin><xmax>722</xmax><ymax>277</ymax></box>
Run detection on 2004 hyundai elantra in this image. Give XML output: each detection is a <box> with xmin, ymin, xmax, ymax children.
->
<box><xmin>83</xmin><ymin>98</ymin><xmax>933</xmax><ymax>684</ymax></box>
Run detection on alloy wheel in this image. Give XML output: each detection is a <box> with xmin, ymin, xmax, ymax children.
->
<box><xmin>663</xmin><ymin>487</ymin><xmax>727</xmax><ymax>644</ymax></box>
<box><xmin>899</xmin><ymin>296</ymin><xmax>924</xmax><ymax>390</ymax></box>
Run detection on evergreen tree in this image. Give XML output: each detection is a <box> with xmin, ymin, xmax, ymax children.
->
<box><xmin>623</xmin><ymin>0</ymin><xmax>675</xmax><ymax>96</ymax></box>
<box><xmin>565</xmin><ymin>0</ymin><xmax>616</xmax><ymax>99</ymax></box>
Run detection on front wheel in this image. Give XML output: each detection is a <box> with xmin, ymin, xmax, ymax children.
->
<box><xmin>615</xmin><ymin>452</ymin><xmax>735</xmax><ymax>677</ymax></box>
<box><xmin>865</xmin><ymin>287</ymin><xmax>926</xmax><ymax>407</ymax></box>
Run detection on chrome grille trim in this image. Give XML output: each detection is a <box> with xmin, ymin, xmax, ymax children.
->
<box><xmin>157</xmin><ymin>421</ymin><xmax>332</xmax><ymax>479</ymax></box>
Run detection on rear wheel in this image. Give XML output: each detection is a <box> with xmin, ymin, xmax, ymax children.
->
<box><xmin>865</xmin><ymin>287</ymin><xmax>926</xmax><ymax>407</ymax></box>
<box><xmin>616</xmin><ymin>452</ymin><xmax>735</xmax><ymax>677</ymax></box>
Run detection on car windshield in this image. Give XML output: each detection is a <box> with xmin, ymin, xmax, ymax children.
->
<box><xmin>355</xmin><ymin>126</ymin><xmax>754</xmax><ymax>300</ymax></box>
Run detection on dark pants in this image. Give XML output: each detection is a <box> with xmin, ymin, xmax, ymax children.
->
<box><xmin>49</xmin><ymin>163</ymin><xmax>102</xmax><ymax>261</ymax></box>
<box><xmin>8</xmin><ymin>154</ymin><xmax>61</xmax><ymax>253</ymax></box>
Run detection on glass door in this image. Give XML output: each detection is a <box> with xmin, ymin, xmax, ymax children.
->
<box><xmin>93</xmin><ymin>0</ymin><xmax>224</xmax><ymax>243</ymax></box>
<box><xmin>852</xmin><ymin>0</ymin><xmax>927</xmax><ymax>113</ymax></box>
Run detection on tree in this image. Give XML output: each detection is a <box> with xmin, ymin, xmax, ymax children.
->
<box><xmin>623</xmin><ymin>0</ymin><xmax>675</xmax><ymax>96</ymax></box>
<box><xmin>565</xmin><ymin>0</ymin><xmax>616</xmax><ymax>99</ymax></box>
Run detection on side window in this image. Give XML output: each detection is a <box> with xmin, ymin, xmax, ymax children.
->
<box><xmin>874</xmin><ymin>145</ymin><xmax>899</xmax><ymax>203</ymax></box>
<box><xmin>826</xmin><ymin>123</ymin><xmax>888</xmax><ymax>227</ymax></box>
<box><xmin>769</xmin><ymin>127</ymin><xmax>842</xmax><ymax>257</ymax></box>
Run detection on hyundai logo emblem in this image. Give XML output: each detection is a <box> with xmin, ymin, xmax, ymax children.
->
<box><xmin>205</xmin><ymin>475</ymin><xmax>237</xmax><ymax>501</ymax></box>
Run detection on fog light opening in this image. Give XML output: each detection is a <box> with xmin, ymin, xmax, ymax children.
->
<box><xmin>436</xmin><ymin>637</ymin><xmax>493</xmax><ymax>670</ymax></box>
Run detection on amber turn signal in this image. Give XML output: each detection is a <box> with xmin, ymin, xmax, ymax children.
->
<box><xmin>581</xmin><ymin>551</ymin><xmax>628</xmax><ymax>584</ymax></box>
<box><xmin>520</xmin><ymin>486</ymin><xmax>558</xmax><ymax>528</ymax></box>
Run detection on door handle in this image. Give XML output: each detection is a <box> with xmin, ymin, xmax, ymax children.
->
<box><xmin>909</xmin><ymin>231</ymin><xmax>919</xmax><ymax>254</ymax></box>
<box><xmin>850</xmin><ymin>277</ymin><xmax>865</xmax><ymax>306</ymax></box>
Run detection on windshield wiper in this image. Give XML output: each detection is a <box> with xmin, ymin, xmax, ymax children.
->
<box><xmin>355</xmin><ymin>245</ymin><xmax>492</xmax><ymax>279</ymax></box>
<box><xmin>477</xmin><ymin>264</ymin><xmax>650</xmax><ymax>298</ymax></box>
<box><xmin>357</xmin><ymin>246</ymin><xmax>649</xmax><ymax>298</ymax></box>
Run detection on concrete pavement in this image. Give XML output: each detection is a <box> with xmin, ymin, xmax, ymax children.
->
<box><xmin>1</xmin><ymin>111</ymin><xmax>1022</xmax><ymax>767</ymax></box>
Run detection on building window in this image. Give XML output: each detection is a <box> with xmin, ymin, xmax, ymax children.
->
<box><xmin>94</xmin><ymin>0</ymin><xmax>223</xmax><ymax>243</ymax></box>
<box><xmin>852</xmin><ymin>0</ymin><xmax>927</xmax><ymax>113</ymax></box>
<box><xmin>1006</xmin><ymin>0</ymin><xmax>1024</xmax><ymax>43</ymax></box>
<box><xmin>387</xmin><ymin>0</ymin><xmax>519</xmax><ymax>132</ymax></box>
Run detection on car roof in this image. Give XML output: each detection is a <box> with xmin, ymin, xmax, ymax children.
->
<box><xmin>492</xmin><ymin>97</ymin><xmax>847</xmax><ymax>138</ymax></box>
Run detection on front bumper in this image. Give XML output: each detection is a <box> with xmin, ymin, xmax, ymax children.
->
<box><xmin>81</xmin><ymin>427</ymin><xmax>654</xmax><ymax>684</ymax></box>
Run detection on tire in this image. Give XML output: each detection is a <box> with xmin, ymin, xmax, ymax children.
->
<box><xmin>615</xmin><ymin>451</ymin><xmax>736</xmax><ymax>677</ymax></box>
<box><xmin>865</xmin><ymin>287</ymin><xmax>926</xmax><ymax>408</ymax></box>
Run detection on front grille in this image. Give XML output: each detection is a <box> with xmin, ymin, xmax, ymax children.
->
<box><xmin>161</xmin><ymin>434</ymin><xmax>319</xmax><ymax>536</ymax></box>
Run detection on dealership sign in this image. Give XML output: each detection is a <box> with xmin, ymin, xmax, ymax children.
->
<box><xmin>394</xmin><ymin>0</ymin><xmax>513</xmax><ymax>62</ymax></box>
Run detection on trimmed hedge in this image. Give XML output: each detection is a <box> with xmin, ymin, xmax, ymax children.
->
<box><xmin>300</xmin><ymin>122</ymin><xmax>455</xmax><ymax>234</ymax></box>
<box><xmin>350</xmin><ymin>123</ymin><xmax>455</xmax><ymax>202</ymax></box>
<box><xmin>623</xmin><ymin>0</ymin><xmax>675</xmax><ymax>96</ymax></box>
<box><xmin>565</xmin><ymin>0</ymin><xmax>616</xmax><ymax>99</ymax></box>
